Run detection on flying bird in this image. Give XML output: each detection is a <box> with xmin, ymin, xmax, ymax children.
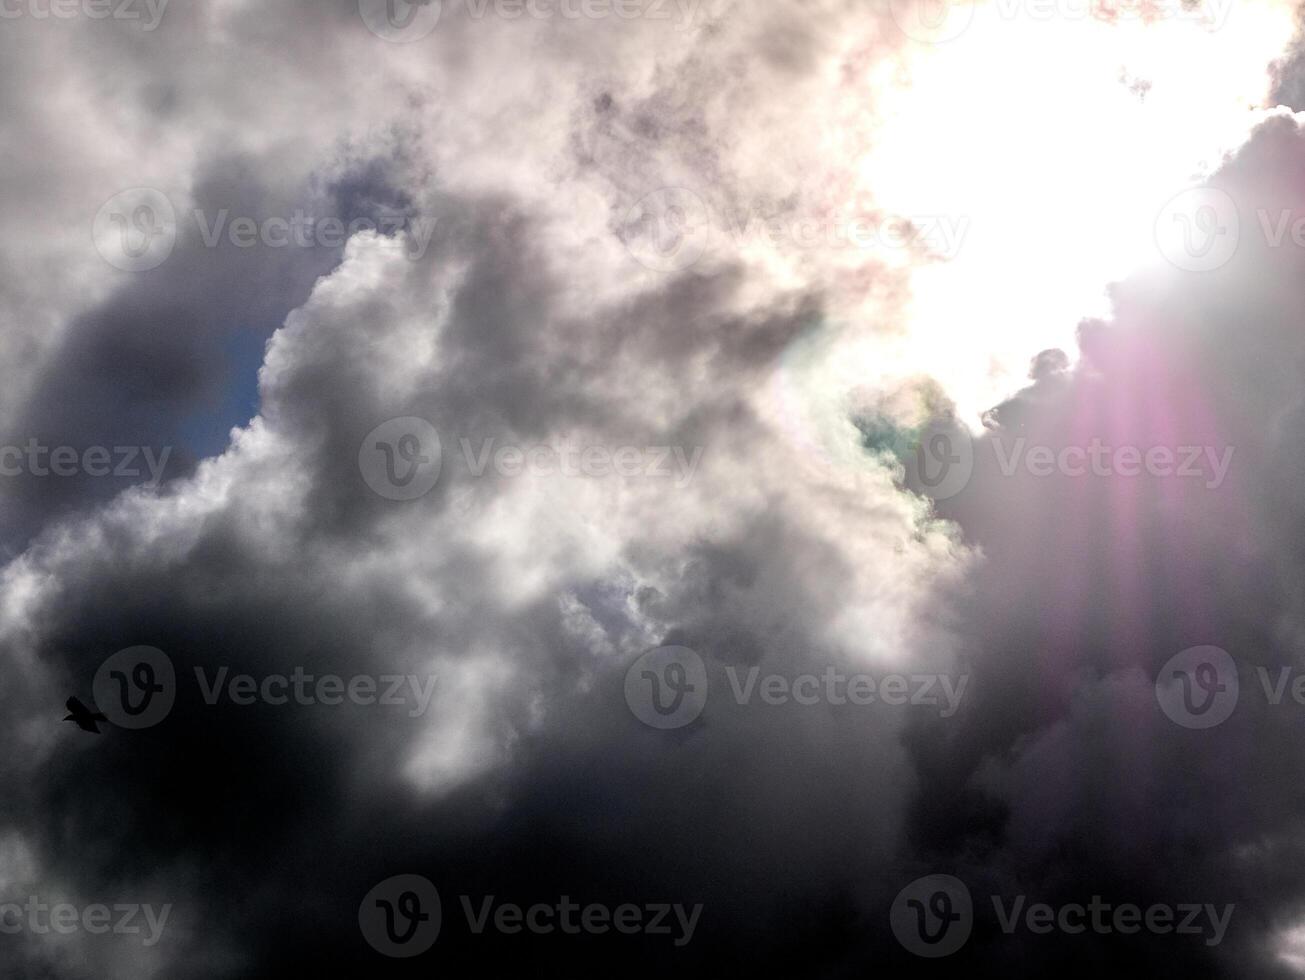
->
<box><xmin>64</xmin><ymin>697</ymin><xmax>108</xmax><ymax>735</ymax></box>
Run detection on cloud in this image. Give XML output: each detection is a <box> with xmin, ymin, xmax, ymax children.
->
<box><xmin>4</xmin><ymin>1</ymin><xmax>1305</xmax><ymax>976</ymax></box>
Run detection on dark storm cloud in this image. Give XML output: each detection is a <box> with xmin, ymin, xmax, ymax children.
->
<box><xmin>0</xmin><ymin>217</ymin><xmax>915</xmax><ymax>977</ymax></box>
<box><xmin>0</xmin><ymin>105</ymin><xmax>922</xmax><ymax>980</ymax></box>
<box><xmin>17</xmin><ymin>506</ymin><xmax>925</xmax><ymax>977</ymax></box>
<box><xmin>1</xmin><ymin>166</ymin><xmax>330</xmax><ymax>543</ymax></box>
<box><xmin>0</xmin><ymin>0</ymin><xmax>440</xmax><ymax>552</ymax></box>
<box><xmin>1270</xmin><ymin>6</ymin><xmax>1305</xmax><ymax>110</ymax></box>
<box><xmin>886</xmin><ymin>111</ymin><xmax>1305</xmax><ymax>977</ymax></box>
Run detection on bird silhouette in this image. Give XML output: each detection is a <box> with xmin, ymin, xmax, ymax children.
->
<box><xmin>64</xmin><ymin>697</ymin><xmax>108</xmax><ymax>734</ymax></box>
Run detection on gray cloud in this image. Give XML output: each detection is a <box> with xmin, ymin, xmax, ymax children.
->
<box><xmin>3</xmin><ymin>2</ymin><xmax>1305</xmax><ymax>978</ymax></box>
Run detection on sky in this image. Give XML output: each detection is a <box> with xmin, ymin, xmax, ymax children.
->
<box><xmin>4</xmin><ymin>0</ymin><xmax>1305</xmax><ymax>975</ymax></box>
